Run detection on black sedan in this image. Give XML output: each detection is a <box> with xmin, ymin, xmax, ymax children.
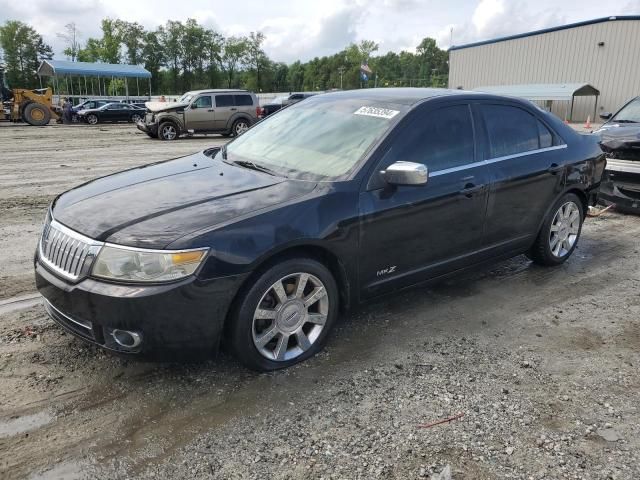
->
<box><xmin>76</xmin><ymin>102</ymin><xmax>146</xmax><ymax>125</ymax></box>
<box><xmin>35</xmin><ymin>89</ymin><xmax>605</xmax><ymax>371</ymax></box>
<box><xmin>596</xmin><ymin>96</ymin><xmax>640</xmax><ymax>212</ymax></box>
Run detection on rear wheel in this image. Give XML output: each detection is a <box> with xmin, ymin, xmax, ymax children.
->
<box><xmin>22</xmin><ymin>103</ymin><xmax>51</xmax><ymax>126</ymax></box>
<box><xmin>528</xmin><ymin>193</ymin><xmax>584</xmax><ymax>266</ymax></box>
<box><xmin>232</xmin><ymin>118</ymin><xmax>250</xmax><ymax>136</ymax></box>
<box><xmin>131</xmin><ymin>113</ymin><xmax>142</xmax><ymax>123</ymax></box>
<box><xmin>159</xmin><ymin>122</ymin><xmax>178</xmax><ymax>140</ymax></box>
<box><xmin>229</xmin><ymin>257</ymin><xmax>339</xmax><ymax>371</ymax></box>
<box><xmin>86</xmin><ymin>114</ymin><xmax>99</xmax><ymax>125</ymax></box>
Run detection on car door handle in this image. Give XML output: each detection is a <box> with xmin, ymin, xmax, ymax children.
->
<box><xmin>459</xmin><ymin>183</ymin><xmax>484</xmax><ymax>198</ymax></box>
<box><xmin>230</xmin><ymin>107</ymin><xmax>237</xmax><ymax>111</ymax></box>
<box><xmin>548</xmin><ymin>163</ymin><xmax>564</xmax><ymax>174</ymax></box>
<box><xmin>207</xmin><ymin>109</ymin><xmax>214</xmax><ymax>112</ymax></box>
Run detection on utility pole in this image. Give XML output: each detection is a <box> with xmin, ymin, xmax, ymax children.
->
<box><xmin>338</xmin><ymin>67</ymin><xmax>345</xmax><ymax>89</ymax></box>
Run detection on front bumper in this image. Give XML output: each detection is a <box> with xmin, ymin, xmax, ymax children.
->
<box><xmin>35</xmin><ymin>259</ymin><xmax>248</xmax><ymax>356</ymax></box>
<box><xmin>598</xmin><ymin>159</ymin><xmax>640</xmax><ymax>213</ymax></box>
<box><xmin>137</xmin><ymin>121</ymin><xmax>158</xmax><ymax>136</ymax></box>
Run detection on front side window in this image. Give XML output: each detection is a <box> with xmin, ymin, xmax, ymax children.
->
<box><xmin>224</xmin><ymin>96</ymin><xmax>406</xmax><ymax>181</ymax></box>
<box><xmin>611</xmin><ymin>97</ymin><xmax>640</xmax><ymax>123</ymax></box>
<box><xmin>215</xmin><ymin>95</ymin><xmax>234</xmax><ymax>107</ymax></box>
<box><xmin>481</xmin><ymin>105</ymin><xmax>540</xmax><ymax>158</ymax></box>
<box><xmin>193</xmin><ymin>96</ymin><xmax>212</xmax><ymax>108</ymax></box>
<box><xmin>377</xmin><ymin>104</ymin><xmax>475</xmax><ymax>176</ymax></box>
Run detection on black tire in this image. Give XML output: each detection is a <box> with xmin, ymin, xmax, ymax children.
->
<box><xmin>86</xmin><ymin>113</ymin><xmax>99</xmax><ymax>125</ymax></box>
<box><xmin>528</xmin><ymin>193</ymin><xmax>584</xmax><ymax>266</ymax></box>
<box><xmin>229</xmin><ymin>257</ymin><xmax>339</xmax><ymax>371</ymax></box>
<box><xmin>131</xmin><ymin>113</ymin><xmax>143</xmax><ymax>123</ymax></box>
<box><xmin>23</xmin><ymin>102</ymin><xmax>51</xmax><ymax>126</ymax></box>
<box><xmin>231</xmin><ymin>118</ymin><xmax>250</xmax><ymax>137</ymax></box>
<box><xmin>159</xmin><ymin>122</ymin><xmax>179</xmax><ymax>140</ymax></box>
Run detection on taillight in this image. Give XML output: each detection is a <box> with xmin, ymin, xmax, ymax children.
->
<box><xmin>257</xmin><ymin>106</ymin><xmax>263</xmax><ymax>118</ymax></box>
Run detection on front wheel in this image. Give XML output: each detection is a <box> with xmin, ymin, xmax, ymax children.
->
<box><xmin>229</xmin><ymin>258</ymin><xmax>339</xmax><ymax>371</ymax></box>
<box><xmin>131</xmin><ymin>113</ymin><xmax>142</xmax><ymax>123</ymax></box>
<box><xmin>86</xmin><ymin>114</ymin><xmax>99</xmax><ymax>125</ymax></box>
<box><xmin>528</xmin><ymin>193</ymin><xmax>584</xmax><ymax>266</ymax></box>
<box><xmin>159</xmin><ymin>122</ymin><xmax>178</xmax><ymax>140</ymax></box>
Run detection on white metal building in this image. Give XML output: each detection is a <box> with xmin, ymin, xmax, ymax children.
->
<box><xmin>448</xmin><ymin>16</ymin><xmax>640</xmax><ymax>121</ymax></box>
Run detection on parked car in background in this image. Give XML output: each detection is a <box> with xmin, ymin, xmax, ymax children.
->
<box><xmin>138</xmin><ymin>89</ymin><xmax>260</xmax><ymax>140</ymax></box>
<box><xmin>596</xmin><ymin>96</ymin><xmax>640</xmax><ymax>212</ymax></box>
<box><xmin>76</xmin><ymin>102</ymin><xmax>146</xmax><ymax>125</ymax></box>
<box><xmin>282</xmin><ymin>92</ymin><xmax>320</xmax><ymax>106</ymax></box>
<box><xmin>259</xmin><ymin>95</ymin><xmax>289</xmax><ymax>118</ymax></box>
<box><xmin>35</xmin><ymin>89</ymin><xmax>605</xmax><ymax>371</ymax></box>
<box><xmin>73</xmin><ymin>99</ymin><xmax>111</xmax><ymax>112</ymax></box>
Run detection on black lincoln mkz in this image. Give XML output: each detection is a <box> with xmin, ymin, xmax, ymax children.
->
<box><xmin>35</xmin><ymin>89</ymin><xmax>605</xmax><ymax>371</ymax></box>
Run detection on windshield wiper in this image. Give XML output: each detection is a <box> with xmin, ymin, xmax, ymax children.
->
<box><xmin>232</xmin><ymin>159</ymin><xmax>282</xmax><ymax>177</ymax></box>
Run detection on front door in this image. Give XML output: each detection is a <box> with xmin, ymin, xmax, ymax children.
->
<box><xmin>184</xmin><ymin>95</ymin><xmax>214</xmax><ymax>131</ymax></box>
<box><xmin>359</xmin><ymin>103</ymin><xmax>490</xmax><ymax>298</ymax></box>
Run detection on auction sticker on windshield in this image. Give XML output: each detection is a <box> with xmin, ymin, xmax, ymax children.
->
<box><xmin>354</xmin><ymin>106</ymin><xmax>400</xmax><ymax>119</ymax></box>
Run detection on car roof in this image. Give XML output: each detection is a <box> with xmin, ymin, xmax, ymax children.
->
<box><xmin>317</xmin><ymin>87</ymin><xmax>496</xmax><ymax>106</ymax></box>
<box><xmin>186</xmin><ymin>89</ymin><xmax>252</xmax><ymax>95</ymax></box>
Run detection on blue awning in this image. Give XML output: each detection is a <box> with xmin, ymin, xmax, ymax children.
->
<box><xmin>37</xmin><ymin>60</ymin><xmax>151</xmax><ymax>79</ymax></box>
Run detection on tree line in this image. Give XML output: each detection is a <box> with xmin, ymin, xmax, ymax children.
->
<box><xmin>0</xmin><ymin>18</ymin><xmax>449</xmax><ymax>95</ymax></box>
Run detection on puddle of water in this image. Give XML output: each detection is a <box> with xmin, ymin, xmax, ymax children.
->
<box><xmin>0</xmin><ymin>410</ymin><xmax>55</xmax><ymax>438</ymax></box>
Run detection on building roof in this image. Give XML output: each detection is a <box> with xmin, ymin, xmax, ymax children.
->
<box><xmin>37</xmin><ymin>60</ymin><xmax>151</xmax><ymax>79</ymax></box>
<box><xmin>473</xmin><ymin>83</ymin><xmax>600</xmax><ymax>101</ymax></box>
<box><xmin>449</xmin><ymin>16</ymin><xmax>640</xmax><ymax>51</ymax></box>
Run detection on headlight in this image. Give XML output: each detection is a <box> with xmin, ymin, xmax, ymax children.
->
<box><xmin>91</xmin><ymin>245</ymin><xmax>208</xmax><ymax>283</ymax></box>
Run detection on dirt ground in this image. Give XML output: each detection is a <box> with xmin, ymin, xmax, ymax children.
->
<box><xmin>0</xmin><ymin>123</ymin><xmax>638</xmax><ymax>480</ymax></box>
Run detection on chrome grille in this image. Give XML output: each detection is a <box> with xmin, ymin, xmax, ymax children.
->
<box><xmin>39</xmin><ymin>217</ymin><xmax>103</xmax><ymax>282</ymax></box>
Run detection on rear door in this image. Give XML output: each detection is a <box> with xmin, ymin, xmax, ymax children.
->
<box><xmin>184</xmin><ymin>94</ymin><xmax>214</xmax><ymax>131</ymax></box>
<box><xmin>234</xmin><ymin>94</ymin><xmax>256</xmax><ymax>122</ymax></box>
<box><xmin>477</xmin><ymin>102</ymin><xmax>567</xmax><ymax>251</ymax></box>
<box><xmin>358</xmin><ymin>102</ymin><xmax>491</xmax><ymax>297</ymax></box>
<box><xmin>214</xmin><ymin>94</ymin><xmax>235</xmax><ymax>130</ymax></box>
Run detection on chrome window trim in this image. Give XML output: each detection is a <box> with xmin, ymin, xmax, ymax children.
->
<box><xmin>429</xmin><ymin>144</ymin><xmax>568</xmax><ymax>177</ymax></box>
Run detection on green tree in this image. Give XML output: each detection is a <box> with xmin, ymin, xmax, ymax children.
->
<box><xmin>220</xmin><ymin>36</ymin><xmax>247</xmax><ymax>88</ymax></box>
<box><xmin>116</xmin><ymin>20</ymin><xmax>145</xmax><ymax>65</ymax></box>
<box><xmin>57</xmin><ymin>22</ymin><xmax>81</xmax><ymax>61</ymax></box>
<box><xmin>244</xmin><ymin>31</ymin><xmax>267</xmax><ymax>91</ymax></box>
<box><xmin>0</xmin><ymin>20</ymin><xmax>52</xmax><ymax>88</ymax></box>
<box><xmin>141</xmin><ymin>30</ymin><xmax>164</xmax><ymax>93</ymax></box>
<box><xmin>159</xmin><ymin>20</ymin><xmax>184</xmax><ymax>92</ymax></box>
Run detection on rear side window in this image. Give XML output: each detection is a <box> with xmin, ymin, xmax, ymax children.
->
<box><xmin>481</xmin><ymin>105</ymin><xmax>540</xmax><ymax>158</ymax></box>
<box><xmin>379</xmin><ymin>104</ymin><xmax>475</xmax><ymax>174</ymax></box>
<box><xmin>538</xmin><ymin>120</ymin><xmax>553</xmax><ymax>148</ymax></box>
<box><xmin>215</xmin><ymin>95</ymin><xmax>234</xmax><ymax>107</ymax></box>
<box><xmin>234</xmin><ymin>95</ymin><xmax>253</xmax><ymax>106</ymax></box>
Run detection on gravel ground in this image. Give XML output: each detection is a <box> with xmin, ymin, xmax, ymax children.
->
<box><xmin>0</xmin><ymin>122</ymin><xmax>638</xmax><ymax>480</ymax></box>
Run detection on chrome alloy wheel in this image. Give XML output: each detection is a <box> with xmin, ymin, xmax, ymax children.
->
<box><xmin>549</xmin><ymin>201</ymin><xmax>580</xmax><ymax>258</ymax></box>
<box><xmin>252</xmin><ymin>273</ymin><xmax>329</xmax><ymax>362</ymax></box>
<box><xmin>161</xmin><ymin>124</ymin><xmax>177</xmax><ymax>140</ymax></box>
<box><xmin>234</xmin><ymin>121</ymin><xmax>249</xmax><ymax>135</ymax></box>
<box><xmin>87</xmin><ymin>114</ymin><xmax>98</xmax><ymax>125</ymax></box>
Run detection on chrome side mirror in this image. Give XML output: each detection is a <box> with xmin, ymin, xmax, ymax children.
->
<box><xmin>382</xmin><ymin>161</ymin><xmax>428</xmax><ymax>186</ymax></box>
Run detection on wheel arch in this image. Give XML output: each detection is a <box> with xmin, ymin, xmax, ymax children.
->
<box><xmin>228</xmin><ymin>114</ymin><xmax>253</xmax><ymax>130</ymax></box>
<box><xmin>534</xmin><ymin>187</ymin><xmax>588</xmax><ymax>242</ymax></box>
<box><xmin>223</xmin><ymin>243</ymin><xmax>352</xmax><ymax>337</ymax></box>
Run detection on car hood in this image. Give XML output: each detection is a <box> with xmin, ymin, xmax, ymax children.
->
<box><xmin>596</xmin><ymin>124</ymin><xmax>640</xmax><ymax>160</ymax></box>
<box><xmin>52</xmin><ymin>151</ymin><xmax>318</xmax><ymax>248</ymax></box>
<box><xmin>145</xmin><ymin>101</ymin><xmax>187</xmax><ymax>113</ymax></box>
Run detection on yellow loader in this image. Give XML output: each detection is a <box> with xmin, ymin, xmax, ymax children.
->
<box><xmin>1</xmin><ymin>67</ymin><xmax>60</xmax><ymax>125</ymax></box>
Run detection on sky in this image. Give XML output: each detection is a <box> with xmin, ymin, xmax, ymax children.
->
<box><xmin>1</xmin><ymin>0</ymin><xmax>639</xmax><ymax>63</ymax></box>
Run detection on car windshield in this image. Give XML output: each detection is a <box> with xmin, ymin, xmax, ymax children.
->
<box><xmin>224</xmin><ymin>96</ymin><xmax>405</xmax><ymax>181</ymax></box>
<box><xmin>612</xmin><ymin>98</ymin><xmax>640</xmax><ymax>123</ymax></box>
<box><xmin>179</xmin><ymin>92</ymin><xmax>195</xmax><ymax>103</ymax></box>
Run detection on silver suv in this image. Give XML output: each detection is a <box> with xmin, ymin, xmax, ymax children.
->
<box><xmin>138</xmin><ymin>89</ymin><xmax>260</xmax><ymax>140</ymax></box>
